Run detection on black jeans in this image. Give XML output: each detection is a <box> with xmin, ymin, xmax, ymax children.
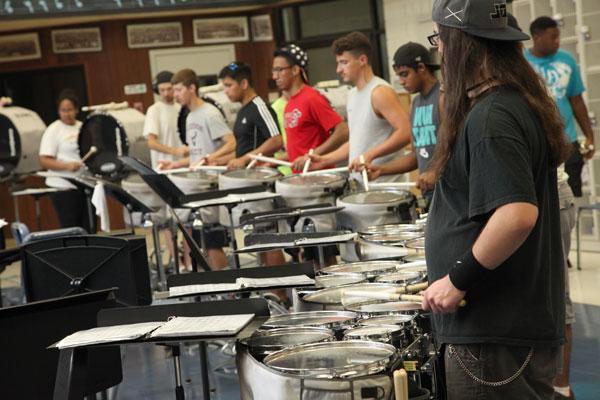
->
<box><xmin>444</xmin><ymin>343</ymin><xmax>559</xmax><ymax>400</ymax></box>
<box><xmin>565</xmin><ymin>141</ymin><xmax>584</xmax><ymax>197</ymax></box>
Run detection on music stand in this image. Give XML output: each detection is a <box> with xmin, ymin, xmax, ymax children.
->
<box><xmin>0</xmin><ymin>289</ymin><xmax>121</xmax><ymax>399</ymax></box>
<box><xmin>21</xmin><ymin>235</ymin><xmax>152</xmax><ymax>306</ymax></box>
<box><xmin>54</xmin><ymin>298</ymin><xmax>270</xmax><ymax>400</ymax></box>
<box><xmin>170</xmin><ymin>207</ymin><xmax>212</xmax><ymax>273</ymax></box>
<box><xmin>61</xmin><ymin>176</ymin><xmax>98</xmax><ymax>233</ymax></box>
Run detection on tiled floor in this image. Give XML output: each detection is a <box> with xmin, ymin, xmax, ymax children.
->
<box><xmin>2</xmin><ymin>239</ymin><xmax>599</xmax><ymax>399</ymax></box>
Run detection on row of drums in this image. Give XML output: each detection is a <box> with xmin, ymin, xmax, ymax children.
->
<box><xmin>237</xmin><ymin>223</ymin><xmax>434</xmax><ymax>399</ymax></box>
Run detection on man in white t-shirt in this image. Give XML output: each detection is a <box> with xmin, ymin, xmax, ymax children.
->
<box><xmin>161</xmin><ymin>68</ymin><xmax>236</xmax><ymax>271</ymax></box>
<box><xmin>144</xmin><ymin>70</ymin><xmax>187</xmax><ymax>169</ymax></box>
<box><xmin>39</xmin><ymin>90</ymin><xmax>93</xmax><ymax>232</ymax></box>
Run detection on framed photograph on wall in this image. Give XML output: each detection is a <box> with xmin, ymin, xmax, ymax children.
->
<box><xmin>0</xmin><ymin>33</ymin><xmax>41</xmax><ymax>63</ymax></box>
<box><xmin>52</xmin><ymin>27</ymin><xmax>102</xmax><ymax>54</ymax></box>
<box><xmin>250</xmin><ymin>15</ymin><xmax>273</xmax><ymax>42</ymax></box>
<box><xmin>127</xmin><ymin>22</ymin><xmax>183</xmax><ymax>49</ymax></box>
<box><xmin>193</xmin><ymin>17</ymin><xmax>249</xmax><ymax>44</ymax></box>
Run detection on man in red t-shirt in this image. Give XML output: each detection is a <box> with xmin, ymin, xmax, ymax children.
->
<box><xmin>272</xmin><ymin>44</ymin><xmax>349</xmax><ymax>172</ymax></box>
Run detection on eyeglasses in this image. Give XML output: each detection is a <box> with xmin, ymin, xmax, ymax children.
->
<box><xmin>427</xmin><ymin>32</ymin><xmax>440</xmax><ymax>47</ymax></box>
<box><xmin>272</xmin><ymin>66</ymin><xmax>292</xmax><ymax>74</ymax></box>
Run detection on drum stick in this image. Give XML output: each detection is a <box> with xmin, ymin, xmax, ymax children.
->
<box><xmin>302</xmin><ymin>149</ymin><xmax>314</xmax><ymax>176</ymax></box>
<box><xmin>80</xmin><ymin>146</ymin><xmax>97</xmax><ymax>162</ymax></box>
<box><xmin>249</xmin><ymin>153</ymin><xmax>292</xmax><ymax>167</ymax></box>
<box><xmin>396</xmin><ymin>260</ymin><xmax>427</xmax><ymax>269</ymax></box>
<box><xmin>368</xmin><ymin>182</ymin><xmax>417</xmax><ymax>189</ymax></box>
<box><xmin>394</xmin><ymin>282</ymin><xmax>428</xmax><ymax>294</ymax></box>
<box><xmin>360</xmin><ymin>154</ymin><xmax>369</xmax><ymax>191</ymax></box>
<box><xmin>393</xmin><ymin>369</ymin><xmax>409</xmax><ymax>400</ymax></box>
<box><xmin>301</xmin><ymin>166</ymin><xmax>349</xmax><ymax>176</ymax></box>
<box><xmin>246</xmin><ymin>153</ymin><xmax>262</xmax><ymax>169</ymax></box>
<box><xmin>400</xmin><ymin>294</ymin><xmax>467</xmax><ymax>307</ymax></box>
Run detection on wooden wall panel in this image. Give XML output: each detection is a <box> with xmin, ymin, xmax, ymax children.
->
<box><xmin>0</xmin><ymin>11</ymin><xmax>277</xmax><ymax>237</ymax></box>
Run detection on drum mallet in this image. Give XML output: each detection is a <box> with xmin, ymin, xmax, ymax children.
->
<box><xmin>81</xmin><ymin>146</ymin><xmax>98</xmax><ymax>162</ymax></box>
<box><xmin>360</xmin><ymin>154</ymin><xmax>370</xmax><ymax>191</ymax></box>
<box><xmin>302</xmin><ymin>148</ymin><xmax>314</xmax><ymax>176</ymax></box>
<box><xmin>246</xmin><ymin>152</ymin><xmax>261</xmax><ymax>169</ymax></box>
<box><xmin>401</xmin><ymin>294</ymin><xmax>467</xmax><ymax>307</ymax></box>
<box><xmin>394</xmin><ymin>369</ymin><xmax>409</xmax><ymax>400</ymax></box>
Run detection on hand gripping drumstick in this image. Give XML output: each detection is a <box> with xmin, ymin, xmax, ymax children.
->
<box><xmin>394</xmin><ymin>369</ymin><xmax>409</xmax><ymax>400</ymax></box>
<box><xmin>302</xmin><ymin>148</ymin><xmax>314</xmax><ymax>176</ymax></box>
<box><xmin>246</xmin><ymin>153</ymin><xmax>261</xmax><ymax>169</ymax></box>
<box><xmin>81</xmin><ymin>146</ymin><xmax>97</xmax><ymax>162</ymax></box>
<box><xmin>401</xmin><ymin>294</ymin><xmax>467</xmax><ymax>307</ymax></box>
<box><xmin>360</xmin><ymin>154</ymin><xmax>370</xmax><ymax>191</ymax></box>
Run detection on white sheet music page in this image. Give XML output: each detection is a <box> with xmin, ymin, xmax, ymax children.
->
<box><xmin>237</xmin><ymin>275</ymin><xmax>315</xmax><ymax>288</ymax></box>
<box><xmin>168</xmin><ymin>283</ymin><xmax>241</xmax><ymax>297</ymax></box>
<box><xmin>295</xmin><ymin>232</ymin><xmax>357</xmax><ymax>245</ymax></box>
<box><xmin>149</xmin><ymin>314</ymin><xmax>255</xmax><ymax>338</ymax></box>
<box><xmin>56</xmin><ymin>322</ymin><xmax>163</xmax><ymax>349</ymax></box>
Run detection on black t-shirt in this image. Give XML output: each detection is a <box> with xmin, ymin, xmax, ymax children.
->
<box><xmin>425</xmin><ymin>86</ymin><xmax>564</xmax><ymax>347</ymax></box>
<box><xmin>233</xmin><ymin>96</ymin><xmax>280</xmax><ymax>157</ymax></box>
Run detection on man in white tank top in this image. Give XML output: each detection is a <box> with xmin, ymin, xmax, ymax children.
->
<box><xmin>309</xmin><ymin>32</ymin><xmax>411</xmax><ymax>181</ymax></box>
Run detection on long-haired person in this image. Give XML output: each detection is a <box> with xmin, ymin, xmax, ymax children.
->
<box><xmin>39</xmin><ymin>90</ymin><xmax>94</xmax><ymax>233</ymax></box>
<box><xmin>423</xmin><ymin>1</ymin><xmax>571</xmax><ymax>398</ymax></box>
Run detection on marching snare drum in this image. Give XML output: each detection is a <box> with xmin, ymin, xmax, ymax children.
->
<box><xmin>342</xmin><ymin>325</ymin><xmax>406</xmax><ymax>348</ymax></box>
<box><xmin>321</xmin><ymin>260</ymin><xmax>400</xmax><ymax>279</ymax></box>
<box><xmin>357</xmin><ymin>314</ymin><xmax>416</xmax><ymax>328</ymax></box>
<box><xmin>241</xmin><ymin>327</ymin><xmax>335</xmax><ymax>359</ymax></box>
<box><xmin>218</xmin><ymin>167</ymin><xmax>280</xmax><ymax>226</ymax></box>
<box><xmin>261</xmin><ymin>310</ymin><xmax>357</xmax><ymax>332</ymax></box>
<box><xmin>375</xmin><ymin>270</ymin><xmax>424</xmax><ymax>285</ymax></box>
<box><xmin>275</xmin><ymin>173</ymin><xmax>346</xmax><ymax>232</ymax></box>
<box><xmin>344</xmin><ymin>300</ymin><xmax>422</xmax><ymax>318</ymax></box>
<box><xmin>359</xmin><ymin>223</ymin><xmax>423</xmax><ymax>236</ymax></box>
<box><xmin>314</xmin><ymin>272</ymin><xmax>366</xmax><ymax>288</ymax></box>
<box><xmin>405</xmin><ymin>237</ymin><xmax>426</xmax><ymax>251</ymax></box>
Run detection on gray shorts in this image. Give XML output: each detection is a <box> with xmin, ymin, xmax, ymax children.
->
<box><xmin>559</xmin><ymin>190</ymin><xmax>575</xmax><ymax>325</ymax></box>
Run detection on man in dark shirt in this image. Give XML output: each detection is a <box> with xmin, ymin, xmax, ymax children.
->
<box><xmin>218</xmin><ymin>62</ymin><xmax>283</xmax><ymax>169</ymax></box>
<box><xmin>424</xmin><ymin>1</ymin><xmax>571</xmax><ymax>398</ymax></box>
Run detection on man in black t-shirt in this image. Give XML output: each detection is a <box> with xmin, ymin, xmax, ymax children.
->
<box><xmin>216</xmin><ymin>62</ymin><xmax>283</xmax><ymax>169</ymax></box>
<box><xmin>424</xmin><ymin>1</ymin><xmax>571</xmax><ymax>399</ymax></box>
<box><xmin>218</xmin><ymin>61</ymin><xmax>287</xmax><ymax>271</ymax></box>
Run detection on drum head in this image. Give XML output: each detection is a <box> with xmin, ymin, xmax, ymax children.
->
<box><xmin>280</xmin><ymin>173</ymin><xmax>345</xmax><ymax>187</ymax></box>
<box><xmin>262</xmin><ymin>310</ymin><xmax>357</xmax><ymax>329</ymax></box>
<box><xmin>315</xmin><ymin>273</ymin><xmax>366</xmax><ymax>288</ymax></box>
<box><xmin>343</xmin><ymin>325</ymin><xmax>401</xmax><ymax>342</ymax></box>
<box><xmin>263</xmin><ymin>340</ymin><xmax>397</xmax><ymax>378</ymax></box>
<box><xmin>242</xmin><ymin>327</ymin><xmax>334</xmax><ymax>352</ymax></box>
<box><xmin>223</xmin><ymin>167</ymin><xmax>279</xmax><ymax>181</ymax></box>
<box><xmin>375</xmin><ymin>271</ymin><xmax>423</xmax><ymax>284</ymax></box>
<box><xmin>358</xmin><ymin>314</ymin><xmax>415</xmax><ymax>326</ymax></box>
<box><xmin>0</xmin><ymin>113</ymin><xmax>21</xmax><ymax>177</ymax></box>
<box><xmin>339</xmin><ymin>190</ymin><xmax>412</xmax><ymax>205</ymax></box>
<box><xmin>303</xmin><ymin>283</ymin><xmax>400</xmax><ymax>305</ymax></box>
<box><xmin>359</xmin><ymin>223</ymin><xmax>423</xmax><ymax>236</ymax></box>
<box><xmin>321</xmin><ymin>261</ymin><xmax>400</xmax><ymax>278</ymax></box>
<box><xmin>79</xmin><ymin>113</ymin><xmax>129</xmax><ymax>177</ymax></box>
<box><xmin>345</xmin><ymin>300</ymin><xmax>422</xmax><ymax>315</ymax></box>
<box><xmin>405</xmin><ymin>237</ymin><xmax>425</xmax><ymax>250</ymax></box>
<box><xmin>403</xmin><ymin>254</ymin><xmax>426</xmax><ymax>263</ymax></box>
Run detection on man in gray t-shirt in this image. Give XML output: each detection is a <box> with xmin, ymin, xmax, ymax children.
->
<box><xmin>186</xmin><ymin>102</ymin><xmax>232</xmax><ymax>165</ymax></box>
<box><xmin>367</xmin><ymin>42</ymin><xmax>441</xmax><ymax>204</ymax></box>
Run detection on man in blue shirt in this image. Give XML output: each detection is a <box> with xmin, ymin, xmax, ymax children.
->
<box><xmin>524</xmin><ymin>16</ymin><xmax>595</xmax><ymax>197</ymax></box>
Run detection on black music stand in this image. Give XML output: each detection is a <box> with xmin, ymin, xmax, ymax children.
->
<box><xmin>21</xmin><ymin>235</ymin><xmax>152</xmax><ymax>306</ymax></box>
<box><xmin>62</xmin><ymin>176</ymin><xmax>98</xmax><ymax>233</ymax></box>
<box><xmin>0</xmin><ymin>289</ymin><xmax>121</xmax><ymax>399</ymax></box>
<box><xmin>239</xmin><ymin>203</ymin><xmax>345</xmax><ymax>231</ymax></box>
<box><xmin>170</xmin><ymin>207</ymin><xmax>212</xmax><ymax>273</ymax></box>
<box><xmin>167</xmin><ymin>261</ymin><xmax>315</xmax><ymax>298</ymax></box>
<box><xmin>54</xmin><ymin>298</ymin><xmax>270</xmax><ymax>400</ymax></box>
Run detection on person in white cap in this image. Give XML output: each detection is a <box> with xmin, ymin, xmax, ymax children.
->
<box><xmin>423</xmin><ymin>1</ymin><xmax>571</xmax><ymax>398</ymax></box>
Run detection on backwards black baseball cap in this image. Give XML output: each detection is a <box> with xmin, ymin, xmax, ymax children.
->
<box><xmin>432</xmin><ymin>0</ymin><xmax>530</xmax><ymax>42</ymax></box>
<box><xmin>393</xmin><ymin>42</ymin><xmax>440</xmax><ymax>70</ymax></box>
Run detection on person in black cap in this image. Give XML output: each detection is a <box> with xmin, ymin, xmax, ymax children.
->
<box><xmin>366</xmin><ymin>42</ymin><xmax>441</xmax><ymax>206</ymax></box>
<box><xmin>422</xmin><ymin>1</ymin><xmax>571</xmax><ymax>398</ymax></box>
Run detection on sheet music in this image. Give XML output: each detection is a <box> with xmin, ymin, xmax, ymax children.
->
<box><xmin>183</xmin><ymin>192</ymin><xmax>280</xmax><ymax>208</ymax></box>
<box><xmin>56</xmin><ymin>322</ymin><xmax>163</xmax><ymax>349</ymax></box>
<box><xmin>237</xmin><ymin>275</ymin><xmax>315</xmax><ymax>288</ymax></box>
<box><xmin>169</xmin><ymin>283</ymin><xmax>241</xmax><ymax>297</ymax></box>
<box><xmin>149</xmin><ymin>314</ymin><xmax>254</xmax><ymax>338</ymax></box>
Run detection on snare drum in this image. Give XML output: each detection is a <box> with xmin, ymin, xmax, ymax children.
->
<box><xmin>321</xmin><ymin>260</ymin><xmax>400</xmax><ymax>279</ymax></box>
<box><xmin>405</xmin><ymin>237</ymin><xmax>426</xmax><ymax>251</ymax></box>
<box><xmin>359</xmin><ymin>223</ymin><xmax>424</xmax><ymax>236</ymax></box>
<box><xmin>361</xmin><ymin>231</ymin><xmax>424</xmax><ymax>247</ymax></box>
<box><xmin>169</xmin><ymin>171</ymin><xmax>217</xmax><ymax>194</ymax></box>
<box><xmin>375</xmin><ymin>270</ymin><xmax>424</xmax><ymax>285</ymax></box>
<box><xmin>275</xmin><ymin>173</ymin><xmax>346</xmax><ymax>232</ymax></box>
<box><xmin>314</xmin><ymin>272</ymin><xmax>366</xmax><ymax>288</ymax></box>
<box><xmin>336</xmin><ymin>190</ymin><xmax>416</xmax><ymax>231</ymax></box>
<box><xmin>343</xmin><ymin>325</ymin><xmax>405</xmax><ymax>348</ymax></box>
<box><xmin>344</xmin><ymin>300</ymin><xmax>422</xmax><ymax>318</ymax></box>
<box><xmin>218</xmin><ymin>168</ymin><xmax>280</xmax><ymax>226</ymax></box>
<box><xmin>262</xmin><ymin>310</ymin><xmax>357</xmax><ymax>332</ymax></box>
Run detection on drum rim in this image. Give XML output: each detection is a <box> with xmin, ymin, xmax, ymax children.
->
<box><xmin>262</xmin><ymin>340</ymin><xmax>397</xmax><ymax>378</ymax></box>
<box><xmin>262</xmin><ymin>310</ymin><xmax>358</xmax><ymax>328</ymax></box>
<box><xmin>277</xmin><ymin>173</ymin><xmax>346</xmax><ymax>186</ymax></box>
<box><xmin>314</xmin><ymin>272</ymin><xmax>367</xmax><ymax>288</ymax></box>
<box><xmin>242</xmin><ymin>326</ymin><xmax>335</xmax><ymax>349</ymax></box>
<box><xmin>359</xmin><ymin>223</ymin><xmax>423</xmax><ymax>235</ymax></box>
<box><xmin>357</xmin><ymin>314</ymin><xmax>416</xmax><ymax>326</ymax></box>
<box><xmin>338</xmin><ymin>189</ymin><xmax>413</xmax><ymax>205</ymax></box>
<box><xmin>321</xmin><ymin>260</ymin><xmax>401</xmax><ymax>275</ymax></box>
<box><xmin>345</xmin><ymin>300</ymin><xmax>422</xmax><ymax>314</ymax></box>
<box><xmin>221</xmin><ymin>167</ymin><xmax>280</xmax><ymax>180</ymax></box>
<box><xmin>302</xmin><ymin>283</ymin><xmax>402</xmax><ymax>305</ymax></box>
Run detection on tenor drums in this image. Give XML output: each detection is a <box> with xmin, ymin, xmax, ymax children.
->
<box><xmin>275</xmin><ymin>173</ymin><xmax>346</xmax><ymax>232</ymax></box>
<box><xmin>218</xmin><ymin>167</ymin><xmax>280</xmax><ymax>226</ymax></box>
<box><xmin>78</xmin><ymin>108</ymin><xmax>147</xmax><ymax>179</ymax></box>
<box><xmin>0</xmin><ymin>106</ymin><xmax>45</xmax><ymax>177</ymax></box>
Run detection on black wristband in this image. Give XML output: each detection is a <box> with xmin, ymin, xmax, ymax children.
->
<box><xmin>448</xmin><ymin>249</ymin><xmax>491</xmax><ymax>291</ymax></box>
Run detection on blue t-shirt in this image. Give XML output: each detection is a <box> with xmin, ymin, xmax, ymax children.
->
<box><xmin>524</xmin><ymin>48</ymin><xmax>585</xmax><ymax>142</ymax></box>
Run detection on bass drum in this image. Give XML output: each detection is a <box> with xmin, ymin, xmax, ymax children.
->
<box><xmin>78</xmin><ymin>108</ymin><xmax>147</xmax><ymax>179</ymax></box>
<box><xmin>0</xmin><ymin>106</ymin><xmax>46</xmax><ymax>177</ymax></box>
